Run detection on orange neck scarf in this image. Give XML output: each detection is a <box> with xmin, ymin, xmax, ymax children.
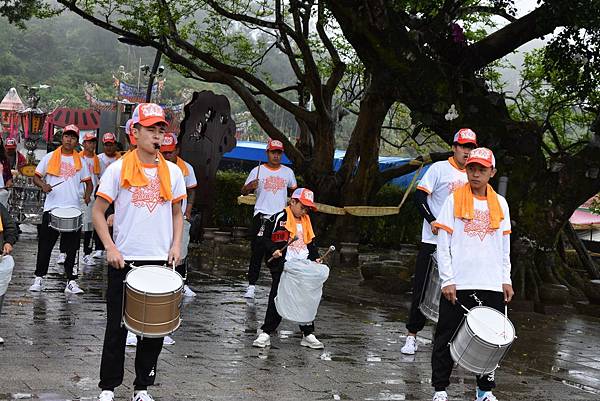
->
<box><xmin>47</xmin><ymin>147</ymin><xmax>82</xmax><ymax>176</ymax></box>
<box><xmin>284</xmin><ymin>206</ymin><xmax>315</xmax><ymax>244</ymax></box>
<box><xmin>176</xmin><ymin>157</ymin><xmax>189</xmax><ymax>176</ymax></box>
<box><xmin>80</xmin><ymin>151</ymin><xmax>101</xmax><ymax>175</ymax></box>
<box><xmin>453</xmin><ymin>183</ymin><xmax>504</xmax><ymax>229</ymax></box>
<box><xmin>119</xmin><ymin>149</ymin><xmax>173</xmax><ymax>201</ymax></box>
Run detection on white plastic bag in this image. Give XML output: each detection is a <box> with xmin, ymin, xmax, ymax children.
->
<box><xmin>275</xmin><ymin>259</ymin><xmax>330</xmax><ymax>323</ymax></box>
<box><xmin>0</xmin><ymin>255</ymin><xmax>15</xmax><ymax>296</ymax></box>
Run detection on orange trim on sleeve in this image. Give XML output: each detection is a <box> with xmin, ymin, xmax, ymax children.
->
<box><xmin>172</xmin><ymin>194</ymin><xmax>187</xmax><ymax>204</ymax></box>
<box><xmin>96</xmin><ymin>192</ymin><xmax>113</xmax><ymax>203</ymax></box>
<box><xmin>81</xmin><ymin>177</ymin><xmax>92</xmax><ymax>182</ymax></box>
<box><xmin>35</xmin><ymin>171</ymin><xmax>43</xmax><ymax>177</ymax></box>
<box><xmin>503</xmin><ymin>230</ymin><xmax>512</xmax><ymax>235</ymax></box>
<box><xmin>434</xmin><ymin>222</ymin><xmax>453</xmax><ymax>234</ymax></box>
<box><xmin>289</xmin><ymin>185</ymin><xmax>297</xmax><ymax>190</ymax></box>
<box><xmin>186</xmin><ymin>184</ymin><xmax>198</xmax><ymax>189</ymax></box>
<box><xmin>416</xmin><ymin>185</ymin><xmax>431</xmax><ymax>194</ymax></box>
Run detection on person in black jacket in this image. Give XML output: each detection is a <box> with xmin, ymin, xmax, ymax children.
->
<box><xmin>0</xmin><ymin>202</ymin><xmax>19</xmax><ymax>345</ymax></box>
<box><xmin>252</xmin><ymin>188</ymin><xmax>325</xmax><ymax>349</ymax></box>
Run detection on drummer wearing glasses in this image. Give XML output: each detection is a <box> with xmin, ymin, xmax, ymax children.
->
<box><xmin>430</xmin><ymin>148</ymin><xmax>514</xmax><ymax>401</ymax></box>
<box><xmin>29</xmin><ymin>124</ymin><xmax>92</xmax><ymax>294</ymax></box>
<box><xmin>93</xmin><ymin>103</ymin><xmax>186</xmax><ymax>401</ymax></box>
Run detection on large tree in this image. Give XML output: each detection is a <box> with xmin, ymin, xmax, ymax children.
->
<box><xmin>3</xmin><ymin>0</ymin><xmax>599</xmax><ymax>301</ymax></box>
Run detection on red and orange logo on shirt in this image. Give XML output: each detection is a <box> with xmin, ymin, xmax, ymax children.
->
<box><xmin>60</xmin><ymin>161</ymin><xmax>77</xmax><ymax>180</ymax></box>
<box><xmin>129</xmin><ymin>176</ymin><xmax>166</xmax><ymax>213</ymax></box>
<box><xmin>462</xmin><ymin>209</ymin><xmax>496</xmax><ymax>241</ymax></box>
<box><xmin>263</xmin><ymin>176</ymin><xmax>286</xmax><ymax>194</ymax></box>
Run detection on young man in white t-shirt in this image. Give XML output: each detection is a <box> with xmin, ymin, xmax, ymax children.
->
<box><xmin>91</xmin><ymin>132</ymin><xmax>121</xmax><ymax>260</ymax></box>
<box><xmin>430</xmin><ymin>148</ymin><xmax>514</xmax><ymax>401</ymax></box>
<box><xmin>93</xmin><ymin>104</ymin><xmax>186</xmax><ymax>401</ymax></box>
<box><xmin>160</xmin><ymin>132</ymin><xmax>198</xmax><ymax>297</ymax></box>
<box><xmin>401</xmin><ymin>128</ymin><xmax>477</xmax><ymax>355</ymax></box>
<box><xmin>240</xmin><ymin>138</ymin><xmax>297</xmax><ymax>299</ymax></box>
<box><xmin>29</xmin><ymin>124</ymin><xmax>93</xmax><ymax>294</ymax></box>
<box><xmin>98</xmin><ymin>132</ymin><xmax>120</xmax><ymax>176</ymax></box>
<box><xmin>79</xmin><ymin>132</ymin><xmax>101</xmax><ymax>266</ymax></box>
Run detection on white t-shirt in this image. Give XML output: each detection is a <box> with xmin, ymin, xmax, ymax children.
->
<box><xmin>96</xmin><ymin>159</ymin><xmax>187</xmax><ymax>261</ymax></box>
<box><xmin>98</xmin><ymin>153</ymin><xmax>119</xmax><ymax>177</ymax></box>
<box><xmin>35</xmin><ymin>151</ymin><xmax>92</xmax><ymax>212</ymax></box>
<box><xmin>286</xmin><ymin>223</ymin><xmax>309</xmax><ymax>261</ymax></box>
<box><xmin>416</xmin><ymin>158</ymin><xmax>468</xmax><ymax>244</ymax></box>
<box><xmin>245</xmin><ymin>164</ymin><xmax>297</xmax><ymax>216</ymax></box>
<box><xmin>180</xmin><ymin>159</ymin><xmax>197</xmax><ymax>215</ymax></box>
<box><xmin>82</xmin><ymin>154</ymin><xmax>100</xmax><ymax>188</ymax></box>
<box><xmin>435</xmin><ymin>194</ymin><xmax>512</xmax><ymax>292</ymax></box>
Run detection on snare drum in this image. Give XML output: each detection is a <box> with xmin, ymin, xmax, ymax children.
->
<box><xmin>419</xmin><ymin>254</ymin><xmax>442</xmax><ymax>322</ymax></box>
<box><xmin>450</xmin><ymin>306</ymin><xmax>516</xmax><ymax>375</ymax></box>
<box><xmin>123</xmin><ymin>265</ymin><xmax>183</xmax><ymax>338</ymax></box>
<box><xmin>49</xmin><ymin>207</ymin><xmax>83</xmax><ymax>232</ymax></box>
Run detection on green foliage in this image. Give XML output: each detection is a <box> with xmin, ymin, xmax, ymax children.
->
<box><xmin>212</xmin><ymin>170</ymin><xmax>253</xmax><ymax>228</ymax></box>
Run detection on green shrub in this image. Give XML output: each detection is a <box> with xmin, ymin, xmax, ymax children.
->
<box><xmin>214</xmin><ymin>170</ymin><xmax>421</xmax><ymax>248</ymax></box>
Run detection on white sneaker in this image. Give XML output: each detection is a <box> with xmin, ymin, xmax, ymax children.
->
<box><xmin>65</xmin><ymin>280</ymin><xmax>84</xmax><ymax>294</ymax></box>
<box><xmin>92</xmin><ymin>250</ymin><xmax>105</xmax><ymax>259</ymax></box>
<box><xmin>56</xmin><ymin>252</ymin><xmax>66</xmax><ymax>264</ymax></box>
<box><xmin>432</xmin><ymin>391</ymin><xmax>448</xmax><ymax>401</ymax></box>
<box><xmin>182</xmin><ymin>285</ymin><xmax>197</xmax><ymax>297</ymax></box>
<box><xmin>131</xmin><ymin>390</ymin><xmax>155</xmax><ymax>401</ymax></box>
<box><xmin>476</xmin><ymin>391</ymin><xmax>498</xmax><ymax>401</ymax></box>
<box><xmin>82</xmin><ymin>254</ymin><xmax>96</xmax><ymax>266</ymax></box>
<box><xmin>253</xmin><ymin>332</ymin><xmax>270</xmax><ymax>348</ymax></box>
<box><xmin>300</xmin><ymin>334</ymin><xmax>324</xmax><ymax>349</ymax></box>
<box><xmin>401</xmin><ymin>335</ymin><xmax>418</xmax><ymax>355</ymax></box>
<box><xmin>163</xmin><ymin>335</ymin><xmax>175</xmax><ymax>345</ymax></box>
<box><xmin>98</xmin><ymin>390</ymin><xmax>114</xmax><ymax>401</ymax></box>
<box><xmin>29</xmin><ymin>277</ymin><xmax>43</xmax><ymax>292</ymax></box>
<box><xmin>126</xmin><ymin>331</ymin><xmax>138</xmax><ymax>347</ymax></box>
<box><xmin>244</xmin><ymin>285</ymin><xmax>255</xmax><ymax>299</ymax></box>
<box><xmin>0</xmin><ymin>336</ymin><xmax>4</xmax><ymax>344</ymax></box>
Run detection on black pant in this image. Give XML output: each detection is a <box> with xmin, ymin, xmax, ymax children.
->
<box><xmin>94</xmin><ymin>230</ymin><xmax>105</xmax><ymax>251</ymax></box>
<box><xmin>431</xmin><ymin>289</ymin><xmax>504</xmax><ymax>392</ymax></box>
<box><xmin>406</xmin><ymin>242</ymin><xmax>437</xmax><ymax>333</ymax></box>
<box><xmin>261</xmin><ymin>269</ymin><xmax>315</xmax><ymax>336</ymax></box>
<box><xmin>35</xmin><ymin>211</ymin><xmax>80</xmax><ymax>281</ymax></box>
<box><xmin>247</xmin><ymin>214</ymin><xmax>269</xmax><ymax>285</ymax></box>
<box><xmin>98</xmin><ymin>260</ymin><xmax>166</xmax><ymax>391</ymax></box>
<box><xmin>175</xmin><ymin>260</ymin><xmax>187</xmax><ymax>284</ymax></box>
<box><xmin>83</xmin><ymin>231</ymin><xmax>93</xmax><ymax>255</ymax></box>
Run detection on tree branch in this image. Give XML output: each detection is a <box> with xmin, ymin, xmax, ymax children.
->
<box><xmin>459</xmin><ymin>5</ymin><xmax>517</xmax><ymax>22</ymax></box>
<box><xmin>461</xmin><ymin>4</ymin><xmax>559</xmax><ymax>71</ymax></box>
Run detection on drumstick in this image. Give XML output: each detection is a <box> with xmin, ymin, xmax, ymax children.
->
<box><xmin>51</xmin><ymin>181</ymin><xmax>65</xmax><ymax>188</ymax></box>
<box><xmin>267</xmin><ymin>236</ymin><xmax>298</xmax><ymax>263</ymax></box>
<box><xmin>504</xmin><ymin>304</ymin><xmax>508</xmax><ymax>339</ymax></box>
<box><xmin>320</xmin><ymin>245</ymin><xmax>336</xmax><ymax>261</ymax></box>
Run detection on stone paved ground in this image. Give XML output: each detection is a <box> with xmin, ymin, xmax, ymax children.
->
<box><xmin>1</xmin><ymin>227</ymin><xmax>600</xmax><ymax>400</ymax></box>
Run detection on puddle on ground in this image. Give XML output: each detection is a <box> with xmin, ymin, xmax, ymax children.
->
<box><xmin>320</xmin><ymin>351</ymin><xmax>332</xmax><ymax>361</ymax></box>
<box><xmin>366</xmin><ymin>352</ymin><xmax>382</xmax><ymax>362</ymax></box>
<box><xmin>279</xmin><ymin>330</ymin><xmax>294</xmax><ymax>339</ymax></box>
<box><xmin>364</xmin><ymin>391</ymin><xmax>405</xmax><ymax>400</ymax></box>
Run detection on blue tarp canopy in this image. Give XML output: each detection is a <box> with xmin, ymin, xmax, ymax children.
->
<box><xmin>223</xmin><ymin>140</ymin><xmax>429</xmax><ymax>188</ymax></box>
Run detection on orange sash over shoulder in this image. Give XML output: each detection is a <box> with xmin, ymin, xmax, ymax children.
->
<box><xmin>47</xmin><ymin>146</ymin><xmax>82</xmax><ymax>176</ymax></box>
<box><xmin>120</xmin><ymin>149</ymin><xmax>173</xmax><ymax>201</ymax></box>
<box><xmin>284</xmin><ymin>206</ymin><xmax>315</xmax><ymax>244</ymax></box>
<box><xmin>79</xmin><ymin>151</ymin><xmax>101</xmax><ymax>175</ymax></box>
<box><xmin>176</xmin><ymin>157</ymin><xmax>189</xmax><ymax>176</ymax></box>
<box><xmin>453</xmin><ymin>183</ymin><xmax>503</xmax><ymax>229</ymax></box>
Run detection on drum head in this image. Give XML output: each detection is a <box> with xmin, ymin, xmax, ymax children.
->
<box><xmin>51</xmin><ymin>207</ymin><xmax>82</xmax><ymax>218</ymax></box>
<box><xmin>126</xmin><ymin>266</ymin><xmax>183</xmax><ymax>294</ymax></box>
<box><xmin>467</xmin><ymin>306</ymin><xmax>515</xmax><ymax>346</ymax></box>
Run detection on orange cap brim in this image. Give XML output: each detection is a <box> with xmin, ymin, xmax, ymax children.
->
<box><xmin>138</xmin><ymin>117</ymin><xmax>168</xmax><ymax>127</ymax></box>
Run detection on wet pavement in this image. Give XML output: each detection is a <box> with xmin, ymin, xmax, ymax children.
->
<box><xmin>1</xmin><ymin>226</ymin><xmax>600</xmax><ymax>400</ymax></box>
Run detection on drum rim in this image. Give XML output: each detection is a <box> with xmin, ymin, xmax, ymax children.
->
<box><xmin>50</xmin><ymin>207</ymin><xmax>83</xmax><ymax>218</ymax></box>
<box><xmin>125</xmin><ymin>265</ymin><xmax>184</xmax><ymax>293</ymax></box>
<box><xmin>465</xmin><ymin>306</ymin><xmax>516</xmax><ymax>346</ymax></box>
<box><xmin>449</xmin><ymin>341</ymin><xmax>505</xmax><ymax>375</ymax></box>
